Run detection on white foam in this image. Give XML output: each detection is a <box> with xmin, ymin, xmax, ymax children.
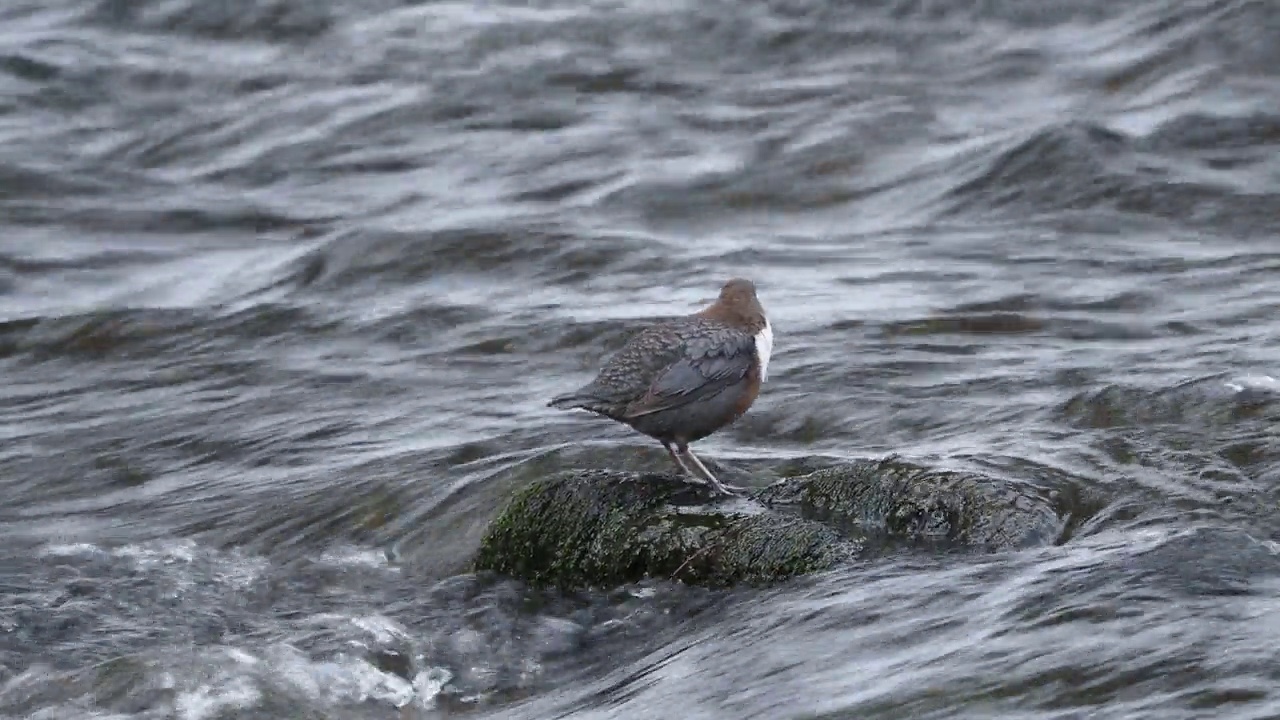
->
<box><xmin>38</xmin><ymin>542</ymin><xmax>103</xmax><ymax>557</ymax></box>
<box><xmin>317</xmin><ymin>545</ymin><xmax>396</xmax><ymax>571</ymax></box>
<box><xmin>349</xmin><ymin>614</ymin><xmax>412</xmax><ymax>645</ymax></box>
<box><xmin>412</xmin><ymin>667</ymin><xmax>454</xmax><ymax>703</ymax></box>
<box><xmin>112</xmin><ymin>538</ymin><xmax>199</xmax><ymax>565</ymax></box>
<box><xmin>755</xmin><ymin>319</ymin><xmax>774</xmax><ymax>382</ymax></box>
<box><xmin>43</xmin><ymin>539</ymin><xmax>269</xmax><ymax>596</ymax></box>
<box><xmin>1224</xmin><ymin>375</ymin><xmax>1280</xmax><ymax>393</ymax></box>
<box><xmin>264</xmin><ymin>643</ymin><xmax>444</xmax><ymax>709</ymax></box>
<box><xmin>174</xmin><ymin>675</ymin><xmax>261</xmax><ymax>720</ymax></box>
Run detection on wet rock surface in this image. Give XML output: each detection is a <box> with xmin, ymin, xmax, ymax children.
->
<box><xmin>473</xmin><ymin>469</ymin><xmax>859</xmax><ymax>589</ymax></box>
<box><xmin>474</xmin><ymin>458</ymin><xmax>1064</xmax><ymax>589</ymax></box>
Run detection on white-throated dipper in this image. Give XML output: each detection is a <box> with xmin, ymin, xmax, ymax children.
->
<box><xmin>548</xmin><ymin>278</ymin><xmax>772</xmax><ymax>496</ymax></box>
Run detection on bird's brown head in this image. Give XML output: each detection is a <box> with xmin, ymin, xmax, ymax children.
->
<box><xmin>699</xmin><ymin>277</ymin><xmax>767</xmax><ymax>332</ymax></box>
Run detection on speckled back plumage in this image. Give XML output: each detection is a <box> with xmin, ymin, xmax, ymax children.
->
<box><xmin>552</xmin><ymin>316</ymin><xmax>753</xmax><ymax>417</ymax></box>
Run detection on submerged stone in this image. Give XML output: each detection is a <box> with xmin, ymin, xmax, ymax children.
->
<box><xmin>756</xmin><ymin>456</ymin><xmax>1063</xmax><ymax>550</ymax></box>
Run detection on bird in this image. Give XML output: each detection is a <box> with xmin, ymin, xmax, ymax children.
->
<box><xmin>548</xmin><ymin>277</ymin><xmax>772</xmax><ymax>496</ymax></box>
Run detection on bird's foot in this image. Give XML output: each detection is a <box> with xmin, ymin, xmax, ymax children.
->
<box><xmin>680</xmin><ymin>446</ymin><xmax>746</xmax><ymax>497</ymax></box>
<box><xmin>705</xmin><ymin>476</ymin><xmax>745</xmax><ymax>496</ymax></box>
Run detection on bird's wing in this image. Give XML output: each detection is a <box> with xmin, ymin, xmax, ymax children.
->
<box><xmin>550</xmin><ymin>321</ymin><xmax>693</xmax><ymax>412</ymax></box>
<box><xmin>622</xmin><ymin>330</ymin><xmax>755</xmax><ymax>419</ymax></box>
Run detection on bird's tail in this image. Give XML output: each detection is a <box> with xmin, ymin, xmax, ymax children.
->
<box><xmin>547</xmin><ymin>387</ymin><xmax>601</xmax><ymax>411</ymax></box>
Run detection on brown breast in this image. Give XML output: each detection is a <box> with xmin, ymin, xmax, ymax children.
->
<box><xmin>731</xmin><ymin>356</ymin><xmax>763</xmax><ymax>420</ymax></box>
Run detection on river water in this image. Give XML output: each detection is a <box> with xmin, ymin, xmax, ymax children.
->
<box><xmin>3</xmin><ymin>0</ymin><xmax>1280</xmax><ymax>718</ymax></box>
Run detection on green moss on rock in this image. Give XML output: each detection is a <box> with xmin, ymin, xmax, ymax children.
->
<box><xmin>472</xmin><ymin>469</ymin><xmax>858</xmax><ymax>590</ymax></box>
<box><xmin>472</xmin><ymin>457</ymin><xmax>1064</xmax><ymax>591</ymax></box>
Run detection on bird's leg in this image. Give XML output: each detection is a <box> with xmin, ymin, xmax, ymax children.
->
<box><xmin>663</xmin><ymin>442</ymin><xmax>695</xmax><ymax>477</ymax></box>
<box><xmin>678</xmin><ymin>444</ymin><xmax>744</xmax><ymax>496</ymax></box>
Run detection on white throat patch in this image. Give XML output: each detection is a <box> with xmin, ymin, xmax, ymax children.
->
<box><xmin>755</xmin><ymin>320</ymin><xmax>773</xmax><ymax>382</ymax></box>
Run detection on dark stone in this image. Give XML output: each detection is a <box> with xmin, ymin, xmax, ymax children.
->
<box><xmin>472</xmin><ymin>469</ymin><xmax>857</xmax><ymax>590</ymax></box>
<box><xmin>473</xmin><ymin>457</ymin><xmax>1064</xmax><ymax>590</ymax></box>
<box><xmin>755</xmin><ymin>456</ymin><xmax>1064</xmax><ymax>550</ymax></box>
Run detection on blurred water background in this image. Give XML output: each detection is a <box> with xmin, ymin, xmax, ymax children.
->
<box><xmin>3</xmin><ymin>0</ymin><xmax>1280</xmax><ymax>717</ymax></box>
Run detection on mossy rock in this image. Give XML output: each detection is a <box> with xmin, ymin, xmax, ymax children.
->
<box><xmin>473</xmin><ymin>458</ymin><xmax>1063</xmax><ymax>590</ymax></box>
<box><xmin>756</xmin><ymin>456</ymin><xmax>1063</xmax><ymax>550</ymax></box>
<box><xmin>471</xmin><ymin>469</ymin><xmax>859</xmax><ymax>590</ymax></box>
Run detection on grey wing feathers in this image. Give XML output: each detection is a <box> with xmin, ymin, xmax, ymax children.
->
<box><xmin>548</xmin><ymin>322</ymin><xmax>692</xmax><ymax>413</ymax></box>
<box><xmin>622</xmin><ymin>329</ymin><xmax>755</xmax><ymax>418</ymax></box>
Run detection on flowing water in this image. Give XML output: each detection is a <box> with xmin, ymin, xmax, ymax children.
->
<box><xmin>3</xmin><ymin>0</ymin><xmax>1280</xmax><ymax>717</ymax></box>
